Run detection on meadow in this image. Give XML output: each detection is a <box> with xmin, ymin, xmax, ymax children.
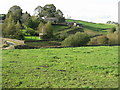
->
<box><xmin>2</xmin><ymin>46</ymin><xmax>118</xmax><ymax>88</ymax></box>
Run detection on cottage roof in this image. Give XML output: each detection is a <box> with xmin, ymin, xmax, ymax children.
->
<box><xmin>45</xmin><ymin>17</ymin><xmax>58</xmax><ymax>20</ymax></box>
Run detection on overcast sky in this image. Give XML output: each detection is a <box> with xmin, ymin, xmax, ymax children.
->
<box><xmin>0</xmin><ymin>0</ymin><xmax>119</xmax><ymax>23</ymax></box>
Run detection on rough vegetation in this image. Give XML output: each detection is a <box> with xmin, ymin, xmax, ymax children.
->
<box><xmin>88</xmin><ymin>35</ymin><xmax>109</xmax><ymax>45</ymax></box>
<box><xmin>62</xmin><ymin>32</ymin><xmax>90</xmax><ymax>46</ymax></box>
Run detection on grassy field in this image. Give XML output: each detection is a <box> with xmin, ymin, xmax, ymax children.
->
<box><xmin>66</xmin><ymin>19</ymin><xmax>116</xmax><ymax>32</ymax></box>
<box><xmin>2</xmin><ymin>46</ymin><xmax>118</xmax><ymax>88</ymax></box>
<box><xmin>24</xmin><ymin>36</ymin><xmax>41</xmax><ymax>40</ymax></box>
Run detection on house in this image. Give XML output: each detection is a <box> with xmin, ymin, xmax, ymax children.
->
<box><xmin>74</xmin><ymin>23</ymin><xmax>83</xmax><ymax>27</ymax></box>
<box><xmin>66</xmin><ymin>22</ymin><xmax>83</xmax><ymax>28</ymax></box>
<box><xmin>44</xmin><ymin>17</ymin><xmax>58</xmax><ymax>23</ymax></box>
<box><xmin>66</xmin><ymin>22</ymin><xmax>74</xmax><ymax>26</ymax></box>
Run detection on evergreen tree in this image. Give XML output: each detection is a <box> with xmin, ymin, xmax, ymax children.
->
<box><xmin>3</xmin><ymin>15</ymin><xmax>16</xmax><ymax>38</ymax></box>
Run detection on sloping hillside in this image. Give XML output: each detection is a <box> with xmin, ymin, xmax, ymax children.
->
<box><xmin>51</xmin><ymin>19</ymin><xmax>116</xmax><ymax>37</ymax></box>
<box><xmin>66</xmin><ymin>19</ymin><xmax>116</xmax><ymax>32</ymax></box>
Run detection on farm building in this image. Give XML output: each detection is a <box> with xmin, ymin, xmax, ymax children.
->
<box><xmin>44</xmin><ymin>17</ymin><xmax>58</xmax><ymax>23</ymax></box>
<box><xmin>66</xmin><ymin>22</ymin><xmax>83</xmax><ymax>27</ymax></box>
<box><xmin>66</xmin><ymin>22</ymin><xmax>74</xmax><ymax>26</ymax></box>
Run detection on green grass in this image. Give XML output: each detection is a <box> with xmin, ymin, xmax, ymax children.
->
<box><xmin>56</xmin><ymin>27</ymin><xmax>83</xmax><ymax>34</ymax></box>
<box><xmin>2</xmin><ymin>46</ymin><xmax>118</xmax><ymax>88</ymax></box>
<box><xmin>66</xmin><ymin>19</ymin><xmax>116</xmax><ymax>32</ymax></box>
<box><xmin>52</xmin><ymin>25</ymin><xmax>69</xmax><ymax>33</ymax></box>
<box><xmin>24</xmin><ymin>36</ymin><xmax>41</xmax><ymax>40</ymax></box>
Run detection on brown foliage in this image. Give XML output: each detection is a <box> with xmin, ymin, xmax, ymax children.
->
<box><xmin>88</xmin><ymin>35</ymin><xmax>109</xmax><ymax>45</ymax></box>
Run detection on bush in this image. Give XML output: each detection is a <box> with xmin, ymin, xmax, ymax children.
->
<box><xmin>107</xmin><ymin>33</ymin><xmax>119</xmax><ymax>45</ymax></box>
<box><xmin>88</xmin><ymin>35</ymin><xmax>109</xmax><ymax>45</ymax></box>
<box><xmin>59</xmin><ymin>32</ymin><xmax>69</xmax><ymax>40</ymax></box>
<box><xmin>62</xmin><ymin>32</ymin><xmax>90</xmax><ymax>46</ymax></box>
<box><xmin>26</xmin><ymin>28</ymin><xmax>36</xmax><ymax>36</ymax></box>
<box><xmin>14</xmin><ymin>31</ymin><xmax>24</xmax><ymax>40</ymax></box>
<box><xmin>107</xmin><ymin>26</ymin><xmax>119</xmax><ymax>45</ymax></box>
<box><xmin>23</xmin><ymin>27</ymin><xmax>36</xmax><ymax>36</ymax></box>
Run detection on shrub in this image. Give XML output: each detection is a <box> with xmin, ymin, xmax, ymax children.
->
<box><xmin>26</xmin><ymin>28</ymin><xmax>36</xmax><ymax>36</ymax></box>
<box><xmin>88</xmin><ymin>35</ymin><xmax>109</xmax><ymax>45</ymax></box>
<box><xmin>107</xmin><ymin>33</ymin><xmax>119</xmax><ymax>45</ymax></box>
<box><xmin>14</xmin><ymin>30</ymin><xmax>24</xmax><ymax>40</ymax></box>
<box><xmin>59</xmin><ymin>32</ymin><xmax>69</xmax><ymax>40</ymax></box>
<box><xmin>106</xmin><ymin>26</ymin><xmax>120</xmax><ymax>45</ymax></box>
<box><xmin>96</xmin><ymin>35</ymin><xmax>108</xmax><ymax>45</ymax></box>
<box><xmin>62</xmin><ymin>32</ymin><xmax>90</xmax><ymax>46</ymax></box>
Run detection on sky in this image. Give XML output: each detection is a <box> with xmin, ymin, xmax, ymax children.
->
<box><xmin>0</xmin><ymin>0</ymin><xmax>119</xmax><ymax>23</ymax></box>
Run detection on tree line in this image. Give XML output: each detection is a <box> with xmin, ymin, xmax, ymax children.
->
<box><xmin>2</xmin><ymin>4</ymin><xmax>65</xmax><ymax>40</ymax></box>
